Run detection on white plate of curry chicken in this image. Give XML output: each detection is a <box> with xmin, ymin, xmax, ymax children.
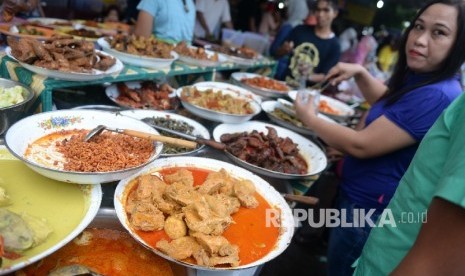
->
<box><xmin>114</xmin><ymin>156</ymin><xmax>294</xmax><ymax>271</ymax></box>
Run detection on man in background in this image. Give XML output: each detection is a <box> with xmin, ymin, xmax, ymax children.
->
<box><xmin>274</xmin><ymin>0</ymin><xmax>340</xmax><ymax>87</ymax></box>
<box><xmin>194</xmin><ymin>0</ymin><xmax>233</xmax><ymax>41</ymax></box>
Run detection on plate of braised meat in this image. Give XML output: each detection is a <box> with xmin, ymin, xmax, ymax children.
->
<box><xmin>213</xmin><ymin>121</ymin><xmax>327</xmax><ymax>179</ymax></box>
<box><xmin>106</xmin><ymin>81</ymin><xmax>180</xmax><ymax>111</ymax></box>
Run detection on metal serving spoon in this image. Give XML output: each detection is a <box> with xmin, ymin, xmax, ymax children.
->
<box><xmin>141</xmin><ymin>119</ymin><xmax>227</xmax><ymax>151</ymax></box>
<box><xmin>281</xmin><ymin>193</ymin><xmax>319</xmax><ymax>205</ymax></box>
<box><xmin>84</xmin><ymin>125</ymin><xmax>198</xmax><ymax>149</ymax></box>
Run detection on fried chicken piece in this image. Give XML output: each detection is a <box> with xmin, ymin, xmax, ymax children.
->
<box><xmin>30</xmin><ymin>39</ymin><xmax>52</xmax><ymax>61</ymax></box>
<box><xmin>7</xmin><ymin>36</ymin><xmax>37</xmax><ymax>63</ymax></box>
<box><xmin>129</xmin><ymin>202</ymin><xmax>165</xmax><ymax>231</ymax></box>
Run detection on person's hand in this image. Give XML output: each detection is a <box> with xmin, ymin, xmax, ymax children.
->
<box><xmin>326</xmin><ymin>147</ymin><xmax>344</xmax><ymax>162</ymax></box>
<box><xmin>294</xmin><ymin>92</ymin><xmax>318</xmax><ymax>127</ymax></box>
<box><xmin>325</xmin><ymin>62</ymin><xmax>364</xmax><ymax>87</ymax></box>
<box><xmin>1</xmin><ymin>0</ymin><xmax>19</xmax><ymax>22</ymax></box>
<box><xmin>280</xmin><ymin>41</ymin><xmax>294</xmax><ymax>55</ymax></box>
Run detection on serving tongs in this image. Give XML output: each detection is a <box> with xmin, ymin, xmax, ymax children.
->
<box><xmin>281</xmin><ymin>193</ymin><xmax>319</xmax><ymax>205</ymax></box>
<box><xmin>309</xmin><ymin>79</ymin><xmax>331</xmax><ymax>92</ymax></box>
<box><xmin>84</xmin><ymin>125</ymin><xmax>198</xmax><ymax>149</ymax></box>
<box><xmin>141</xmin><ymin>120</ymin><xmax>226</xmax><ymax>151</ymax></box>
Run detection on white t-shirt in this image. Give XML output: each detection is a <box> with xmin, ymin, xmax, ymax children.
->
<box><xmin>194</xmin><ymin>0</ymin><xmax>231</xmax><ymax>39</ymax></box>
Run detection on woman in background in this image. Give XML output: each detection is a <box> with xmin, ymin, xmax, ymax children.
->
<box><xmin>134</xmin><ymin>0</ymin><xmax>195</xmax><ymax>44</ymax></box>
<box><xmin>295</xmin><ymin>0</ymin><xmax>465</xmax><ymax>274</ymax></box>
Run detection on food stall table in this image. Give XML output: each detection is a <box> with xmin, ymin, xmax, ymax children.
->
<box><xmin>0</xmin><ymin>53</ymin><xmax>277</xmax><ymax>112</ymax></box>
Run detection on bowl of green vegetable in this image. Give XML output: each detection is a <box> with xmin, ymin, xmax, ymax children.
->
<box><xmin>0</xmin><ymin>78</ymin><xmax>35</xmax><ymax>136</ymax></box>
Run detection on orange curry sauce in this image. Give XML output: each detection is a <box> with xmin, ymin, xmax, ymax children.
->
<box><xmin>130</xmin><ymin>167</ymin><xmax>281</xmax><ymax>266</ymax></box>
<box><xmin>20</xmin><ymin>228</ymin><xmax>173</xmax><ymax>276</ymax></box>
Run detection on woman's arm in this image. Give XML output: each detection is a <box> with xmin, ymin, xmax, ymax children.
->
<box><xmin>391</xmin><ymin>197</ymin><xmax>465</xmax><ymax>275</ymax></box>
<box><xmin>196</xmin><ymin>11</ymin><xmax>210</xmax><ymax>37</ymax></box>
<box><xmin>295</xmin><ymin>95</ymin><xmax>416</xmax><ymax>158</ymax></box>
<box><xmin>134</xmin><ymin>10</ymin><xmax>154</xmax><ymax>38</ymax></box>
<box><xmin>326</xmin><ymin>63</ymin><xmax>388</xmax><ymax>105</ymax></box>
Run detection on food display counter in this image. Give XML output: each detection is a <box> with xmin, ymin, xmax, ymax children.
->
<box><xmin>0</xmin><ymin>43</ymin><xmax>325</xmax><ymax>275</ymax></box>
<box><xmin>0</xmin><ymin>54</ymin><xmax>277</xmax><ymax>112</ymax></box>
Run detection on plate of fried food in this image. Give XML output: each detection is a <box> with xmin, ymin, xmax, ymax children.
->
<box><xmin>0</xmin><ymin>146</ymin><xmax>102</xmax><ymax>275</ymax></box>
<box><xmin>6</xmin><ymin>36</ymin><xmax>123</xmax><ymax>81</ymax></box>
<box><xmin>114</xmin><ymin>156</ymin><xmax>294</xmax><ymax>271</ymax></box>
<box><xmin>174</xmin><ymin>42</ymin><xmax>227</xmax><ymax>67</ymax></box>
<box><xmin>207</xmin><ymin>44</ymin><xmax>262</xmax><ymax>66</ymax></box>
<box><xmin>0</xmin><ymin>23</ymin><xmax>56</xmax><ymax>40</ymax></box>
<box><xmin>4</xmin><ymin>110</ymin><xmax>163</xmax><ymax>184</ymax></box>
<box><xmin>288</xmin><ymin>90</ymin><xmax>355</xmax><ymax>121</ymax></box>
<box><xmin>261</xmin><ymin>100</ymin><xmax>336</xmax><ymax>136</ymax></box>
<box><xmin>213</xmin><ymin>121</ymin><xmax>327</xmax><ymax>179</ymax></box>
<box><xmin>98</xmin><ymin>36</ymin><xmax>178</xmax><ymax>69</ymax></box>
<box><xmin>176</xmin><ymin>81</ymin><xmax>261</xmax><ymax>123</ymax></box>
<box><xmin>105</xmin><ymin>81</ymin><xmax>180</xmax><ymax>111</ymax></box>
<box><xmin>231</xmin><ymin>72</ymin><xmax>290</xmax><ymax>98</ymax></box>
<box><xmin>120</xmin><ymin>109</ymin><xmax>210</xmax><ymax>156</ymax></box>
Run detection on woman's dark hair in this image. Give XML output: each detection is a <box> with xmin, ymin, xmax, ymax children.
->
<box><xmin>103</xmin><ymin>4</ymin><xmax>121</xmax><ymax>21</ymax></box>
<box><xmin>384</xmin><ymin>0</ymin><xmax>465</xmax><ymax>105</ymax></box>
<box><xmin>310</xmin><ymin>0</ymin><xmax>339</xmax><ymax>11</ymax></box>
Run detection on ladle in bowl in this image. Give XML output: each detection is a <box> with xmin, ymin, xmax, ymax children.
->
<box><xmin>84</xmin><ymin>125</ymin><xmax>198</xmax><ymax>149</ymax></box>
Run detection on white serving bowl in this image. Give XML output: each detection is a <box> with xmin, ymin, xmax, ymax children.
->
<box><xmin>176</xmin><ymin>81</ymin><xmax>261</xmax><ymax>124</ymax></box>
<box><xmin>231</xmin><ymin>72</ymin><xmax>290</xmax><ymax>98</ymax></box>
<box><xmin>4</xmin><ymin>110</ymin><xmax>163</xmax><ymax>184</ymax></box>
<box><xmin>114</xmin><ymin>156</ymin><xmax>294</xmax><ymax>271</ymax></box>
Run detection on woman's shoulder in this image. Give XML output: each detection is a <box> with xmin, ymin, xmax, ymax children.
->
<box><xmin>413</xmin><ymin>76</ymin><xmax>462</xmax><ymax>101</ymax></box>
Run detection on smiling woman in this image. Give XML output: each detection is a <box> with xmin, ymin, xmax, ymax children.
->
<box><xmin>293</xmin><ymin>0</ymin><xmax>465</xmax><ymax>275</ymax></box>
